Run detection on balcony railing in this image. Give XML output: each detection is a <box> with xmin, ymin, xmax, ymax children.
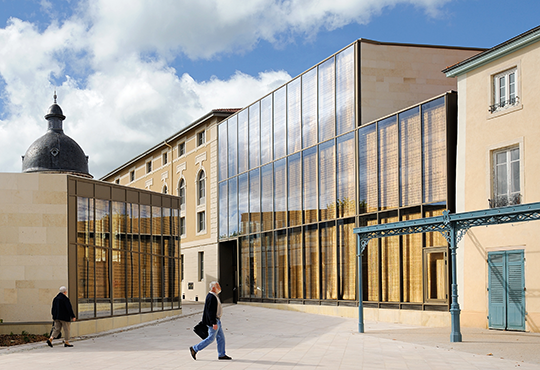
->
<box><xmin>489</xmin><ymin>96</ymin><xmax>519</xmax><ymax>113</ymax></box>
<box><xmin>489</xmin><ymin>193</ymin><xmax>521</xmax><ymax>208</ymax></box>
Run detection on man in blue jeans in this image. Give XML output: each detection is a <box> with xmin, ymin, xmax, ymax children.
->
<box><xmin>190</xmin><ymin>281</ymin><xmax>232</xmax><ymax>360</ymax></box>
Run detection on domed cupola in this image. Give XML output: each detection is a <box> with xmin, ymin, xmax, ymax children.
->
<box><xmin>22</xmin><ymin>93</ymin><xmax>92</xmax><ymax>178</ymax></box>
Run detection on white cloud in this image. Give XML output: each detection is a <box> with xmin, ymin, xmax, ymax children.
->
<box><xmin>0</xmin><ymin>0</ymin><xmax>451</xmax><ymax>177</ymax></box>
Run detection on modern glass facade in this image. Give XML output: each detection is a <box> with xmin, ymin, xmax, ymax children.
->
<box><xmin>218</xmin><ymin>41</ymin><xmax>456</xmax><ymax>310</ymax></box>
<box><xmin>73</xmin><ymin>183</ymin><xmax>181</xmax><ymax>319</ymax></box>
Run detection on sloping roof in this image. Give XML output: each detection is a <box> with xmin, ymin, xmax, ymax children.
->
<box><xmin>443</xmin><ymin>25</ymin><xmax>540</xmax><ymax>77</ymax></box>
<box><xmin>100</xmin><ymin>108</ymin><xmax>240</xmax><ymax>180</ymax></box>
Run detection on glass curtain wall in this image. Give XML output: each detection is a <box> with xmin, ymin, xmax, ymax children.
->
<box><xmin>217</xmin><ymin>40</ymin><xmax>451</xmax><ymax>309</ymax></box>
<box><xmin>76</xmin><ymin>198</ymin><xmax>180</xmax><ymax>319</ymax></box>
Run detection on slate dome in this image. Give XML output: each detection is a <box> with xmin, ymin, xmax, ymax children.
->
<box><xmin>22</xmin><ymin>96</ymin><xmax>92</xmax><ymax>178</ymax></box>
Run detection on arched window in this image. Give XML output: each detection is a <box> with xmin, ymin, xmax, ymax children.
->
<box><xmin>178</xmin><ymin>179</ymin><xmax>186</xmax><ymax>210</ymax></box>
<box><xmin>198</xmin><ymin>171</ymin><xmax>206</xmax><ymax>205</ymax></box>
<box><xmin>162</xmin><ymin>185</ymin><xmax>168</xmax><ymax>194</ymax></box>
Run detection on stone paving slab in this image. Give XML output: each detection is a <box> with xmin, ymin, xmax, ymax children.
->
<box><xmin>1</xmin><ymin>303</ymin><xmax>539</xmax><ymax>369</ymax></box>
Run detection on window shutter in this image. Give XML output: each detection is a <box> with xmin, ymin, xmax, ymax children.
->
<box><xmin>488</xmin><ymin>252</ymin><xmax>506</xmax><ymax>329</ymax></box>
<box><xmin>506</xmin><ymin>251</ymin><xmax>525</xmax><ymax>330</ymax></box>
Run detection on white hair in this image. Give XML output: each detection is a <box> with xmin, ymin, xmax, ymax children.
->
<box><xmin>59</xmin><ymin>286</ymin><xmax>67</xmax><ymax>293</ymax></box>
<box><xmin>209</xmin><ymin>281</ymin><xmax>219</xmax><ymax>290</ymax></box>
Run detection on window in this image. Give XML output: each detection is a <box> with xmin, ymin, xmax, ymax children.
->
<box><xmin>181</xmin><ymin>255</ymin><xmax>184</xmax><ymax>281</ymax></box>
<box><xmin>130</xmin><ymin>171</ymin><xmax>135</xmax><ymax>182</ymax></box>
<box><xmin>198</xmin><ymin>251</ymin><xmax>204</xmax><ymax>281</ymax></box>
<box><xmin>178</xmin><ymin>179</ymin><xmax>186</xmax><ymax>211</ymax></box>
<box><xmin>162</xmin><ymin>185</ymin><xmax>168</xmax><ymax>194</ymax></box>
<box><xmin>162</xmin><ymin>152</ymin><xmax>168</xmax><ymax>166</ymax></box>
<box><xmin>198</xmin><ymin>131</ymin><xmax>205</xmax><ymax>146</ymax></box>
<box><xmin>178</xmin><ymin>142</ymin><xmax>185</xmax><ymax>157</ymax></box>
<box><xmin>115</xmin><ymin>179</ymin><xmax>120</xmax><ymax>184</ymax></box>
<box><xmin>197</xmin><ymin>211</ymin><xmax>206</xmax><ymax>232</ymax></box>
<box><xmin>490</xmin><ymin>146</ymin><xmax>520</xmax><ymax>207</ymax></box>
<box><xmin>180</xmin><ymin>217</ymin><xmax>186</xmax><ymax>236</ymax></box>
<box><xmin>146</xmin><ymin>161</ymin><xmax>152</xmax><ymax>174</ymax></box>
<box><xmin>491</xmin><ymin>68</ymin><xmax>518</xmax><ymax>113</ymax></box>
<box><xmin>197</xmin><ymin>171</ymin><xmax>206</xmax><ymax>205</ymax></box>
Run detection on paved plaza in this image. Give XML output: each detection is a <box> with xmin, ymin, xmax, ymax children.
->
<box><xmin>1</xmin><ymin>302</ymin><xmax>539</xmax><ymax>369</ymax></box>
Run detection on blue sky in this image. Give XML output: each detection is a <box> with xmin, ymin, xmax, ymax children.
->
<box><xmin>0</xmin><ymin>0</ymin><xmax>539</xmax><ymax>178</ymax></box>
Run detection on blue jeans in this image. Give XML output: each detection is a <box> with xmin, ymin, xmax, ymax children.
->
<box><xmin>193</xmin><ymin>319</ymin><xmax>226</xmax><ymax>357</ymax></box>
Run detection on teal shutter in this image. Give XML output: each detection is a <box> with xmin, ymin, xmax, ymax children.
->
<box><xmin>506</xmin><ymin>251</ymin><xmax>525</xmax><ymax>331</ymax></box>
<box><xmin>488</xmin><ymin>252</ymin><xmax>506</xmax><ymax>329</ymax></box>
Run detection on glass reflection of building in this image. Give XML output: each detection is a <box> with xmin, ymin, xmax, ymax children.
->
<box><xmin>76</xmin><ymin>189</ymin><xmax>181</xmax><ymax>319</ymax></box>
<box><xmin>218</xmin><ymin>42</ymin><xmax>457</xmax><ymax>311</ymax></box>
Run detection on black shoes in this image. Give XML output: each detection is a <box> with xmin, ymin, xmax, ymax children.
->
<box><xmin>64</xmin><ymin>343</ymin><xmax>74</xmax><ymax>347</ymax></box>
<box><xmin>190</xmin><ymin>346</ymin><xmax>197</xmax><ymax>360</ymax></box>
<box><xmin>46</xmin><ymin>339</ymin><xmax>53</xmax><ymax>348</ymax></box>
<box><xmin>219</xmin><ymin>355</ymin><xmax>232</xmax><ymax>360</ymax></box>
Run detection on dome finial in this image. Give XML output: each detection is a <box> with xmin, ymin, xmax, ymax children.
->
<box><xmin>53</xmin><ymin>90</ymin><xmax>57</xmax><ymax>104</ymax></box>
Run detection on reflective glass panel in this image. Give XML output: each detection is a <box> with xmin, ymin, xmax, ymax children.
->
<box><xmin>319</xmin><ymin>139</ymin><xmax>336</xmax><ymax>221</ymax></box>
<box><xmin>127</xmin><ymin>252</ymin><xmax>140</xmax><ymax>313</ymax></box>
<box><xmin>319</xmin><ymin>57</ymin><xmax>336</xmax><ymax>142</ymax></box>
<box><xmin>261</xmin><ymin>95</ymin><xmax>273</xmax><ymax>165</ymax></box>
<box><xmin>422</xmin><ymin>97</ymin><xmax>446</xmax><ymax>203</ymax></box>
<box><xmin>288</xmin><ymin>78</ymin><xmax>302</xmax><ymax>154</ymax></box>
<box><xmin>274</xmin><ymin>158</ymin><xmax>287</xmax><ymax>229</ymax></box>
<box><xmin>95</xmin><ymin>247</ymin><xmax>110</xmax><ymax>317</ymax></box>
<box><xmin>303</xmin><ymin>147</ymin><xmax>317</xmax><ymax>224</ymax></box>
<box><xmin>358</xmin><ymin>124</ymin><xmax>378</xmax><ymax>213</ymax></box>
<box><xmin>289</xmin><ymin>227</ymin><xmax>303</xmax><ymax>299</ymax></box>
<box><xmin>95</xmin><ymin>199</ymin><xmax>110</xmax><ymax>248</ymax></box>
<box><xmin>336</xmin><ymin>132</ymin><xmax>355</xmax><ymax>217</ymax></box>
<box><xmin>401</xmin><ymin>209</ymin><xmax>422</xmax><ymax>303</ymax></box>
<box><xmin>228</xmin><ymin>116</ymin><xmax>238</xmax><ymax>177</ymax></box>
<box><xmin>261</xmin><ymin>164</ymin><xmax>273</xmax><ymax>231</ymax></box>
<box><xmin>262</xmin><ymin>232</ymin><xmax>274</xmax><ymax>298</ymax></box>
<box><xmin>228</xmin><ymin>178</ymin><xmax>238</xmax><ymax>237</ymax></box>
<box><xmin>360</xmin><ymin>214</ymin><xmax>378</xmax><ymax>301</ymax></box>
<box><xmin>249</xmin><ymin>102</ymin><xmax>260</xmax><ymax>169</ymax></box>
<box><xmin>273</xmin><ymin>87</ymin><xmax>287</xmax><ymax>159</ymax></box>
<box><xmin>238</xmin><ymin>173</ymin><xmax>249</xmax><ymax>235</ymax></box>
<box><xmin>378</xmin><ymin>116</ymin><xmax>399</xmax><ymax>210</ymax></box>
<box><xmin>240</xmin><ymin>236</ymin><xmax>250</xmax><ymax>297</ymax></box>
<box><xmin>275</xmin><ymin>229</ymin><xmax>288</xmax><ymax>298</ymax></box>
<box><xmin>302</xmin><ymin>68</ymin><xmax>317</xmax><ymax>148</ymax></box>
<box><xmin>400</xmin><ymin>107</ymin><xmax>421</xmax><ymax>206</ymax></box>
<box><xmin>112</xmin><ymin>202</ymin><xmax>126</xmax><ymax>250</ymax></box>
<box><xmin>238</xmin><ymin>109</ymin><xmax>249</xmax><ymax>174</ymax></box>
<box><xmin>77</xmin><ymin>245</ymin><xmax>94</xmax><ymax>318</ymax></box>
<box><xmin>219</xmin><ymin>181</ymin><xmax>228</xmax><ymax>239</ymax></box>
<box><xmin>249</xmin><ymin>169</ymin><xmax>261</xmax><ymax>233</ymax></box>
<box><xmin>336</xmin><ymin>46</ymin><xmax>355</xmax><ymax>135</ymax></box>
<box><xmin>77</xmin><ymin>197</ymin><xmax>94</xmax><ymax>245</ymax></box>
<box><xmin>250</xmin><ymin>234</ymin><xmax>262</xmax><ymax>298</ymax></box>
<box><xmin>218</xmin><ymin>122</ymin><xmax>227</xmax><ymax>181</ymax></box>
<box><xmin>320</xmin><ymin>222</ymin><xmax>337</xmax><ymax>300</ymax></box>
<box><xmin>287</xmin><ymin>153</ymin><xmax>302</xmax><ymax>227</ymax></box>
<box><xmin>152</xmin><ymin>255</ymin><xmax>163</xmax><ymax>309</ymax></box>
<box><xmin>337</xmin><ymin>218</ymin><xmax>355</xmax><ymax>300</ymax></box>
<box><xmin>380</xmin><ymin>213</ymin><xmax>400</xmax><ymax>302</ymax></box>
<box><xmin>140</xmin><ymin>253</ymin><xmax>152</xmax><ymax>312</ymax></box>
<box><xmin>112</xmin><ymin>249</ymin><xmax>127</xmax><ymax>315</ymax></box>
<box><xmin>304</xmin><ymin>224</ymin><xmax>319</xmax><ymax>299</ymax></box>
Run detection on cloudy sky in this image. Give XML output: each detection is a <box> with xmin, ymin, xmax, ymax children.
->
<box><xmin>0</xmin><ymin>0</ymin><xmax>539</xmax><ymax>179</ymax></box>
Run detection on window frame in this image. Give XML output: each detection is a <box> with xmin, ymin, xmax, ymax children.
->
<box><xmin>178</xmin><ymin>142</ymin><xmax>185</xmax><ymax>157</ymax></box>
<box><xmin>490</xmin><ymin>145</ymin><xmax>521</xmax><ymax>208</ymax></box>
<box><xmin>197</xmin><ymin>171</ymin><xmax>206</xmax><ymax>206</ymax></box>
<box><xmin>197</xmin><ymin>211</ymin><xmax>206</xmax><ymax>232</ymax></box>
<box><xmin>178</xmin><ymin>179</ymin><xmax>186</xmax><ymax>211</ymax></box>
<box><xmin>197</xmin><ymin>131</ymin><xmax>206</xmax><ymax>146</ymax></box>
<box><xmin>491</xmin><ymin>67</ymin><xmax>518</xmax><ymax>113</ymax></box>
<box><xmin>130</xmin><ymin>170</ymin><xmax>135</xmax><ymax>182</ymax></box>
<box><xmin>146</xmin><ymin>160</ymin><xmax>152</xmax><ymax>174</ymax></box>
<box><xmin>198</xmin><ymin>251</ymin><xmax>204</xmax><ymax>281</ymax></box>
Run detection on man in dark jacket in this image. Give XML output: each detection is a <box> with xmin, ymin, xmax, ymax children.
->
<box><xmin>46</xmin><ymin>286</ymin><xmax>76</xmax><ymax>348</ymax></box>
<box><xmin>190</xmin><ymin>281</ymin><xmax>231</xmax><ymax>360</ymax></box>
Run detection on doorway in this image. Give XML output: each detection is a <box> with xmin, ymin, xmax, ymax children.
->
<box><xmin>219</xmin><ymin>240</ymin><xmax>238</xmax><ymax>303</ymax></box>
<box><xmin>488</xmin><ymin>250</ymin><xmax>525</xmax><ymax>331</ymax></box>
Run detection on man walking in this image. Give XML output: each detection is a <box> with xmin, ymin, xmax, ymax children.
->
<box><xmin>46</xmin><ymin>286</ymin><xmax>76</xmax><ymax>348</ymax></box>
<box><xmin>190</xmin><ymin>281</ymin><xmax>232</xmax><ymax>360</ymax></box>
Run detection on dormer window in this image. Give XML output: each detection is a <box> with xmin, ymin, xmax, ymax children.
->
<box><xmin>490</xmin><ymin>68</ymin><xmax>518</xmax><ymax>113</ymax></box>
